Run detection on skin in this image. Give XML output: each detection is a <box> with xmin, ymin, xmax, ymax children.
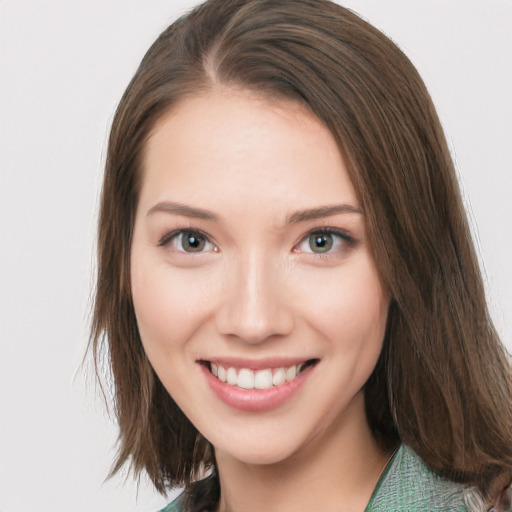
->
<box><xmin>131</xmin><ymin>87</ymin><xmax>391</xmax><ymax>512</ymax></box>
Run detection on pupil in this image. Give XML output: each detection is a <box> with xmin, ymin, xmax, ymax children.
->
<box><xmin>184</xmin><ymin>233</ymin><xmax>204</xmax><ymax>251</ymax></box>
<box><xmin>310</xmin><ymin>233</ymin><xmax>333</xmax><ymax>253</ymax></box>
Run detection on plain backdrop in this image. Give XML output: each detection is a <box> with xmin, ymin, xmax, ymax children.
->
<box><xmin>1</xmin><ymin>1</ymin><xmax>511</xmax><ymax>511</ymax></box>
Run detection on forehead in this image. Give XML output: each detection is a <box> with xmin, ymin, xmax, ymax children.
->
<box><xmin>139</xmin><ymin>87</ymin><xmax>358</xmax><ymax>217</ymax></box>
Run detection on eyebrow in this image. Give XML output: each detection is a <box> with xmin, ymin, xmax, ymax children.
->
<box><xmin>286</xmin><ymin>204</ymin><xmax>362</xmax><ymax>224</ymax></box>
<box><xmin>146</xmin><ymin>201</ymin><xmax>218</xmax><ymax>220</ymax></box>
<box><xmin>146</xmin><ymin>201</ymin><xmax>362</xmax><ymax>223</ymax></box>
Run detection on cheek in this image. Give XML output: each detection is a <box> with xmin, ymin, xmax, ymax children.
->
<box><xmin>295</xmin><ymin>258</ymin><xmax>389</xmax><ymax>353</ymax></box>
<box><xmin>130</xmin><ymin>257</ymin><xmax>215</xmax><ymax>358</ymax></box>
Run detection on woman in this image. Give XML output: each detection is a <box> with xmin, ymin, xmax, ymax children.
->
<box><xmin>90</xmin><ymin>0</ymin><xmax>512</xmax><ymax>510</ymax></box>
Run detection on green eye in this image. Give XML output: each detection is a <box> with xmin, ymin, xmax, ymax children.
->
<box><xmin>181</xmin><ymin>231</ymin><xmax>207</xmax><ymax>252</ymax></box>
<box><xmin>161</xmin><ymin>230</ymin><xmax>215</xmax><ymax>253</ymax></box>
<box><xmin>308</xmin><ymin>233</ymin><xmax>334</xmax><ymax>253</ymax></box>
<box><xmin>294</xmin><ymin>229</ymin><xmax>354</xmax><ymax>255</ymax></box>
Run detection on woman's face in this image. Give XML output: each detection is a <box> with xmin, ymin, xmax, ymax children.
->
<box><xmin>131</xmin><ymin>88</ymin><xmax>389</xmax><ymax>465</ymax></box>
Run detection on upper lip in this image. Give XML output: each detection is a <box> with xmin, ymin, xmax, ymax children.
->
<box><xmin>198</xmin><ymin>357</ymin><xmax>319</xmax><ymax>370</ymax></box>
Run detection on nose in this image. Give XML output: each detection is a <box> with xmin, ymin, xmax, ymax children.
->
<box><xmin>215</xmin><ymin>252</ymin><xmax>294</xmax><ymax>344</ymax></box>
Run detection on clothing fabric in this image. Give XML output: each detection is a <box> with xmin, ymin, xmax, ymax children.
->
<box><xmin>160</xmin><ymin>445</ymin><xmax>471</xmax><ymax>512</ymax></box>
<box><xmin>160</xmin><ymin>495</ymin><xmax>184</xmax><ymax>512</ymax></box>
<box><xmin>365</xmin><ymin>445</ymin><xmax>468</xmax><ymax>511</ymax></box>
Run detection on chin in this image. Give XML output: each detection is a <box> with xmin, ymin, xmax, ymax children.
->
<box><xmin>221</xmin><ymin>448</ymin><xmax>296</xmax><ymax>467</ymax></box>
<box><xmin>211</xmin><ymin>428</ymin><xmax>310</xmax><ymax>467</ymax></box>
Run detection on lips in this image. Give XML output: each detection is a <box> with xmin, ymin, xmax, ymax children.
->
<box><xmin>199</xmin><ymin>358</ymin><xmax>319</xmax><ymax>412</ymax></box>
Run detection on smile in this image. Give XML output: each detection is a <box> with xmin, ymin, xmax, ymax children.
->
<box><xmin>198</xmin><ymin>358</ymin><xmax>319</xmax><ymax>411</ymax></box>
<box><xmin>208</xmin><ymin>360</ymin><xmax>317</xmax><ymax>390</ymax></box>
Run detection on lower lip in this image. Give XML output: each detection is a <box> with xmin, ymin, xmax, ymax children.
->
<box><xmin>200</xmin><ymin>363</ymin><xmax>315</xmax><ymax>412</ymax></box>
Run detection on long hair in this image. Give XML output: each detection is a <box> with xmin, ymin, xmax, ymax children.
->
<box><xmin>90</xmin><ymin>0</ymin><xmax>512</xmax><ymax>509</ymax></box>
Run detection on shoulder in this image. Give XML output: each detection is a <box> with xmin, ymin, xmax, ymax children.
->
<box><xmin>366</xmin><ymin>445</ymin><xmax>473</xmax><ymax>512</ymax></box>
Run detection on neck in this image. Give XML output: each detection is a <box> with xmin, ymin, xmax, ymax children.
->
<box><xmin>214</xmin><ymin>393</ymin><xmax>392</xmax><ymax>512</ymax></box>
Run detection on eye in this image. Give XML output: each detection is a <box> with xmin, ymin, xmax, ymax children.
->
<box><xmin>294</xmin><ymin>229</ymin><xmax>354</xmax><ymax>254</ymax></box>
<box><xmin>159</xmin><ymin>229</ymin><xmax>216</xmax><ymax>253</ymax></box>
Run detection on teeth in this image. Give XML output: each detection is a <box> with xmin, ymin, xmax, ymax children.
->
<box><xmin>285</xmin><ymin>365</ymin><xmax>297</xmax><ymax>382</ymax></box>
<box><xmin>272</xmin><ymin>367</ymin><xmax>285</xmax><ymax>386</ymax></box>
<box><xmin>210</xmin><ymin>362</ymin><xmax>312</xmax><ymax>389</ymax></box>
<box><xmin>254</xmin><ymin>369</ymin><xmax>273</xmax><ymax>390</ymax></box>
<box><xmin>238</xmin><ymin>368</ymin><xmax>254</xmax><ymax>389</ymax></box>
<box><xmin>227</xmin><ymin>367</ymin><xmax>238</xmax><ymax>386</ymax></box>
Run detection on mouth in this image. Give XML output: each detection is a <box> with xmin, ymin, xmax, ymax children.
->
<box><xmin>200</xmin><ymin>359</ymin><xmax>319</xmax><ymax>391</ymax></box>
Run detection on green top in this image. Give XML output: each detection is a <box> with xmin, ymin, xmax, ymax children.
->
<box><xmin>160</xmin><ymin>445</ymin><xmax>470</xmax><ymax>512</ymax></box>
<box><xmin>365</xmin><ymin>445</ymin><xmax>468</xmax><ymax>511</ymax></box>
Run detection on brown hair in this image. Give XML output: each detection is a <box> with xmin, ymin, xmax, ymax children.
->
<box><xmin>90</xmin><ymin>0</ymin><xmax>512</xmax><ymax>509</ymax></box>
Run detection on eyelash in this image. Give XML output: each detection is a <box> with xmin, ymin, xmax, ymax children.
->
<box><xmin>158</xmin><ymin>229</ymin><xmax>217</xmax><ymax>253</ymax></box>
<box><xmin>157</xmin><ymin>227</ymin><xmax>356</xmax><ymax>255</ymax></box>
<box><xmin>293</xmin><ymin>228</ymin><xmax>356</xmax><ymax>256</ymax></box>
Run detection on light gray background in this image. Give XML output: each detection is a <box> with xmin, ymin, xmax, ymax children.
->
<box><xmin>1</xmin><ymin>1</ymin><xmax>511</xmax><ymax>511</ymax></box>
